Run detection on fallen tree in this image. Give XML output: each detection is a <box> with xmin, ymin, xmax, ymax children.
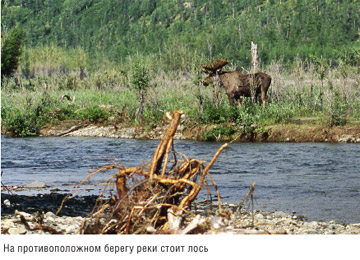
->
<box><xmin>57</xmin><ymin>110</ymin><xmax>229</xmax><ymax>234</ymax></box>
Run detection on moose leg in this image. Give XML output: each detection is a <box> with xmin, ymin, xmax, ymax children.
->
<box><xmin>261</xmin><ymin>90</ymin><xmax>266</xmax><ymax>107</ymax></box>
<box><xmin>227</xmin><ymin>94</ymin><xmax>236</xmax><ymax>106</ymax></box>
<box><xmin>237</xmin><ymin>98</ymin><xmax>242</xmax><ymax>109</ymax></box>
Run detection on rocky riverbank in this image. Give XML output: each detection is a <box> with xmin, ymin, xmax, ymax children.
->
<box><xmin>2</xmin><ymin>194</ymin><xmax>360</xmax><ymax>235</ymax></box>
<box><xmin>38</xmin><ymin>121</ymin><xmax>360</xmax><ymax>143</ymax></box>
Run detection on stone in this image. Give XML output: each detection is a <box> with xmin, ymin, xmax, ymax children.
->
<box><xmin>328</xmin><ymin>224</ymin><xmax>336</xmax><ymax>230</ymax></box>
<box><xmin>335</xmin><ymin>226</ymin><xmax>345</xmax><ymax>233</ymax></box>
<box><xmin>65</xmin><ymin>225</ymin><xmax>79</xmax><ymax>234</ymax></box>
<box><xmin>303</xmin><ymin>229</ymin><xmax>318</xmax><ymax>234</ymax></box>
<box><xmin>2</xmin><ymin>219</ymin><xmax>16</xmax><ymax>229</ymax></box>
<box><xmin>308</xmin><ymin>221</ymin><xmax>319</xmax><ymax>229</ymax></box>
<box><xmin>210</xmin><ymin>216</ymin><xmax>225</xmax><ymax>229</ymax></box>
<box><xmin>146</xmin><ymin>226</ymin><xmax>157</xmax><ymax>233</ymax></box>
<box><xmin>324</xmin><ymin>231</ymin><xmax>336</xmax><ymax>235</ymax></box>
<box><xmin>8</xmin><ymin>227</ymin><xmax>27</xmax><ymax>234</ymax></box>
<box><xmin>44</xmin><ymin>211</ymin><xmax>57</xmax><ymax>219</ymax></box>
<box><xmin>337</xmin><ymin>134</ymin><xmax>354</xmax><ymax>143</ymax></box>
<box><xmin>24</xmin><ymin>181</ymin><xmax>47</xmax><ymax>189</ymax></box>
<box><xmin>2</xmin><ymin>201</ymin><xmax>360</xmax><ymax>235</ymax></box>
<box><xmin>3</xmin><ymin>199</ymin><xmax>11</xmax><ymax>207</ymax></box>
<box><xmin>273</xmin><ymin>211</ymin><xmax>288</xmax><ymax>218</ymax></box>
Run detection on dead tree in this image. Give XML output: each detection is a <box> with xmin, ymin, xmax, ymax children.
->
<box><xmin>57</xmin><ymin>110</ymin><xmax>228</xmax><ymax>234</ymax></box>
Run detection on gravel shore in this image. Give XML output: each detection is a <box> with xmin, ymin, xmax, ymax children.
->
<box><xmin>2</xmin><ymin>194</ymin><xmax>360</xmax><ymax>235</ymax></box>
<box><xmin>39</xmin><ymin>122</ymin><xmax>360</xmax><ymax>143</ymax></box>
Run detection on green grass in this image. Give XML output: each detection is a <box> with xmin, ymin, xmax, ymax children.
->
<box><xmin>1</xmin><ymin>48</ymin><xmax>359</xmax><ymax>137</ymax></box>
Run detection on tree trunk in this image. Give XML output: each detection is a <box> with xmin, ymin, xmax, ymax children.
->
<box><xmin>250</xmin><ymin>42</ymin><xmax>258</xmax><ymax>102</ymax></box>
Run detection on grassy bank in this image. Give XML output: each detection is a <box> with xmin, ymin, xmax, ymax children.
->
<box><xmin>1</xmin><ymin>47</ymin><xmax>360</xmax><ymax>139</ymax></box>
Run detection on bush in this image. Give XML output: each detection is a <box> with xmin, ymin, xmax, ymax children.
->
<box><xmin>1</xmin><ymin>26</ymin><xmax>25</xmax><ymax>78</ymax></box>
<box><xmin>259</xmin><ymin>103</ymin><xmax>295</xmax><ymax>124</ymax></box>
<box><xmin>131</xmin><ymin>64</ymin><xmax>151</xmax><ymax>122</ymax></box>
<box><xmin>1</xmin><ymin>95</ymin><xmax>52</xmax><ymax>137</ymax></box>
<box><xmin>52</xmin><ymin>104</ymin><xmax>77</xmax><ymax>121</ymax></box>
<box><xmin>204</xmin><ymin>125</ymin><xmax>235</xmax><ymax>141</ymax></box>
<box><xmin>329</xmin><ymin>90</ymin><xmax>347</xmax><ymax>127</ymax></box>
<box><xmin>76</xmin><ymin>106</ymin><xmax>110</xmax><ymax>123</ymax></box>
<box><xmin>4</xmin><ymin>109</ymin><xmax>42</xmax><ymax>137</ymax></box>
<box><xmin>197</xmin><ymin>99</ymin><xmax>230</xmax><ymax>124</ymax></box>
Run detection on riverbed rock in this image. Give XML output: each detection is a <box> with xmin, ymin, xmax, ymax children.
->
<box><xmin>254</xmin><ymin>213</ymin><xmax>265</xmax><ymax>220</ymax></box>
<box><xmin>2</xmin><ymin>207</ymin><xmax>360</xmax><ymax>235</ymax></box>
<box><xmin>303</xmin><ymin>228</ymin><xmax>318</xmax><ymax>234</ymax></box>
<box><xmin>337</xmin><ymin>134</ymin><xmax>359</xmax><ymax>143</ymax></box>
<box><xmin>24</xmin><ymin>181</ymin><xmax>47</xmax><ymax>189</ymax></box>
<box><xmin>2</xmin><ymin>195</ymin><xmax>360</xmax><ymax>235</ymax></box>
<box><xmin>3</xmin><ymin>199</ymin><xmax>11</xmax><ymax>207</ymax></box>
<box><xmin>44</xmin><ymin>211</ymin><xmax>56</xmax><ymax>218</ymax></box>
<box><xmin>273</xmin><ymin>211</ymin><xmax>288</xmax><ymax>218</ymax></box>
<box><xmin>8</xmin><ymin>227</ymin><xmax>28</xmax><ymax>235</ymax></box>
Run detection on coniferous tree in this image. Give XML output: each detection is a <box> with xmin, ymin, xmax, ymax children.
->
<box><xmin>1</xmin><ymin>26</ymin><xmax>25</xmax><ymax>78</ymax></box>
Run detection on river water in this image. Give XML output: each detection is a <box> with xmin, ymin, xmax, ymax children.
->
<box><xmin>1</xmin><ymin>135</ymin><xmax>359</xmax><ymax>223</ymax></box>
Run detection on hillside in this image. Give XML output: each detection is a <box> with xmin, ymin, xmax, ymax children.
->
<box><xmin>2</xmin><ymin>0</ymin><xmax>359</xmax><ymax>69</ymax></box>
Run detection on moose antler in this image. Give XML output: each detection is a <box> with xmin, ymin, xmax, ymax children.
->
<box><xmin>201</xmin><ymin>59</ymin><xmax>228</xmax><ymax>74</ymax></box>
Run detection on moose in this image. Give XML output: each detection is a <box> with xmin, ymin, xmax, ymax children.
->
<box><xmin>201</xmin><ymin>59</ymin><xmax>272</xmax><ymax>107</ymax></box>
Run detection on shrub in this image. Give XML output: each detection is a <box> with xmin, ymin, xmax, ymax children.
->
<box><xmin>259</xmin><ymin>103</ymin><xmax>295</xmax><ymax>124</ymax></box>
<box><xmin>76</xmin><ymin>106</ymin><xmax>110</xmax><ymax>123</ymax></box>
<box><xmin>204</xmin><ymin>125</ymin><xmax>235</xmax><ymax>141</ymax></box>
<box><xmin>1</xmin><ymin>26</ymin><xmax>25</xmax><ymax>78</ymax></box>
<box><xmin>329</xmin><ymin>90</ymin><xmax>347</xmax><ymax>127</ymax></box>
<box><xmin>52</xmin><ymin>104</ymin><xmax>77</xmax><ymax>121</ymax></box>
<box><xmin>1</xmin><ymin>95</ymin><xmax>52</xmax><ymax>137</ymax></box>
<box><xmin>197</xmin><ymin>99</ymin><xmax>230</xmax><ymax>124</ymax></box>
<box><xmin>131</xmin><ymin>64</ymin><xmax>151</xmax><ymax>122</ymax></box>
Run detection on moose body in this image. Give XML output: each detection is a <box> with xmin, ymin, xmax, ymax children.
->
<box><xmin>203</xmin><ymin>71</ymin><xmax>272</xmax><ymax>107</ymax></box>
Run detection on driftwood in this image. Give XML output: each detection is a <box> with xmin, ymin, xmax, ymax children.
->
<box><xmin>55</xmin><ymin>124</ymin><xmax>88</xmax><ymax>137</ymax></box>
<box><xmin>57</xmin><ymin>110</ymin><xmax>229</xmax><ymax>234</ymax></box>
<box><xmin>16</xmin><ymin>210</ymin><xmax>61</xmax><ymax>234</ymax></box>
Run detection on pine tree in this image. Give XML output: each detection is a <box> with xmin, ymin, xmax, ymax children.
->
<box><xmin>1</xmin><ymin>26</ymin><xmax>25</xmax><ymax>78</ymax></box>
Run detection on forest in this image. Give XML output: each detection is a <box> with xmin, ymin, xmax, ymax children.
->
<box><xmin>2</xmin><ymin>0</ymin><xmax>360</xmax><ymax>69</ymax></box>
<box><xmin>1</xmin><ymin>0</ymin><xmax>360</xmax><ymax>138</ymax></box>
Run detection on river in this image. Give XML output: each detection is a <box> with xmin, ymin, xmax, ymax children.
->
<box><xmin>1</xmin><ymin>135</ymin><xmax>359</xmax><ymax>223</ymax></box>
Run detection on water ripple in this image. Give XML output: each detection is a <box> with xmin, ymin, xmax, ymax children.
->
<box><xmin>1</xmin><ymin>136</ymin><xmax>360</xmax><ymax>223</ymax></box>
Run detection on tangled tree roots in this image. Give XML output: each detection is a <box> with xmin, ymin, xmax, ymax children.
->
<box><xmin>57</xmin><ymin>110</ymin><xmax>229</xmax><ymax>234</ymax></box>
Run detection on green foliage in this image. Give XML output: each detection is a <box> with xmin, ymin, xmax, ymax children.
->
<box><xmin>329</xmin><ymin>90</ymin><xmax>347</xmax><ymax>127</ymax></box>
<box><xmin>2</xmin><ymin>107</ymin><xmax>42</xmax><ymax>137</ymax></box>
<box><xmin>201</xmin><ymin>97</ymin><xmax>297</xmax><ymax>140</ymax></box>
<box><xmin>354</xmin><ymin>101</ymin><xmax>360</xmax><ymax>122</ymax></box>
<box><xmin>2</xmin><ymin>0</ymin><xmax>359</xmax><ymax>70</ymax></box>
<box><xmin>141</xmin><ymin>107</ymin><xmax>164</xmax><ymax>126</ymax></box>
<box><xmin>199</xmin><ymin>100</ymin><xmax>228</xmax><ymax>124</ymax></box>
<box><xmin>58</xmin><ymin>75</ymin><xmax>79</xmax><ymax>90</ymax></box>
<box><xmin>76</xmin><ymin>106</ymin><xmax>110</xmax><ymax>123</ymax></box>
<box><xmin>131</xmin><ymin>63</ymin><xmax>151</xmax><ymax>122</ymax></box>
<box><xmin>52</xmin><ymin>103</ymin><xmax>78</xmax><ymax>121</ymax></box>
<box><xmin>131</xmin><ymin>64</ymin><xmax>150</xmax><ymax>92</ymax></box>
<box><xmin>1</xmin><ymin>26</ymin><xmax>25</xmax><ymax>78</ymax></box>
<box><xmin>257</xmin><ymin>103</ymin><xmax>295</xmax><ymax>125</ymax></box>
<box><xmin>1</xmin><ymin>92</ymin><xmax>53</xmax><ymax>137</ymax></box>
<box><xmin>204</xmin><ymin>125</ymin><xmax>235</xmax><ymax>142</ymax></box>
<box><xmin>1</xmin><ymin>35</ymin><xmax>359</xmax><ymax>139</ymax></box>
